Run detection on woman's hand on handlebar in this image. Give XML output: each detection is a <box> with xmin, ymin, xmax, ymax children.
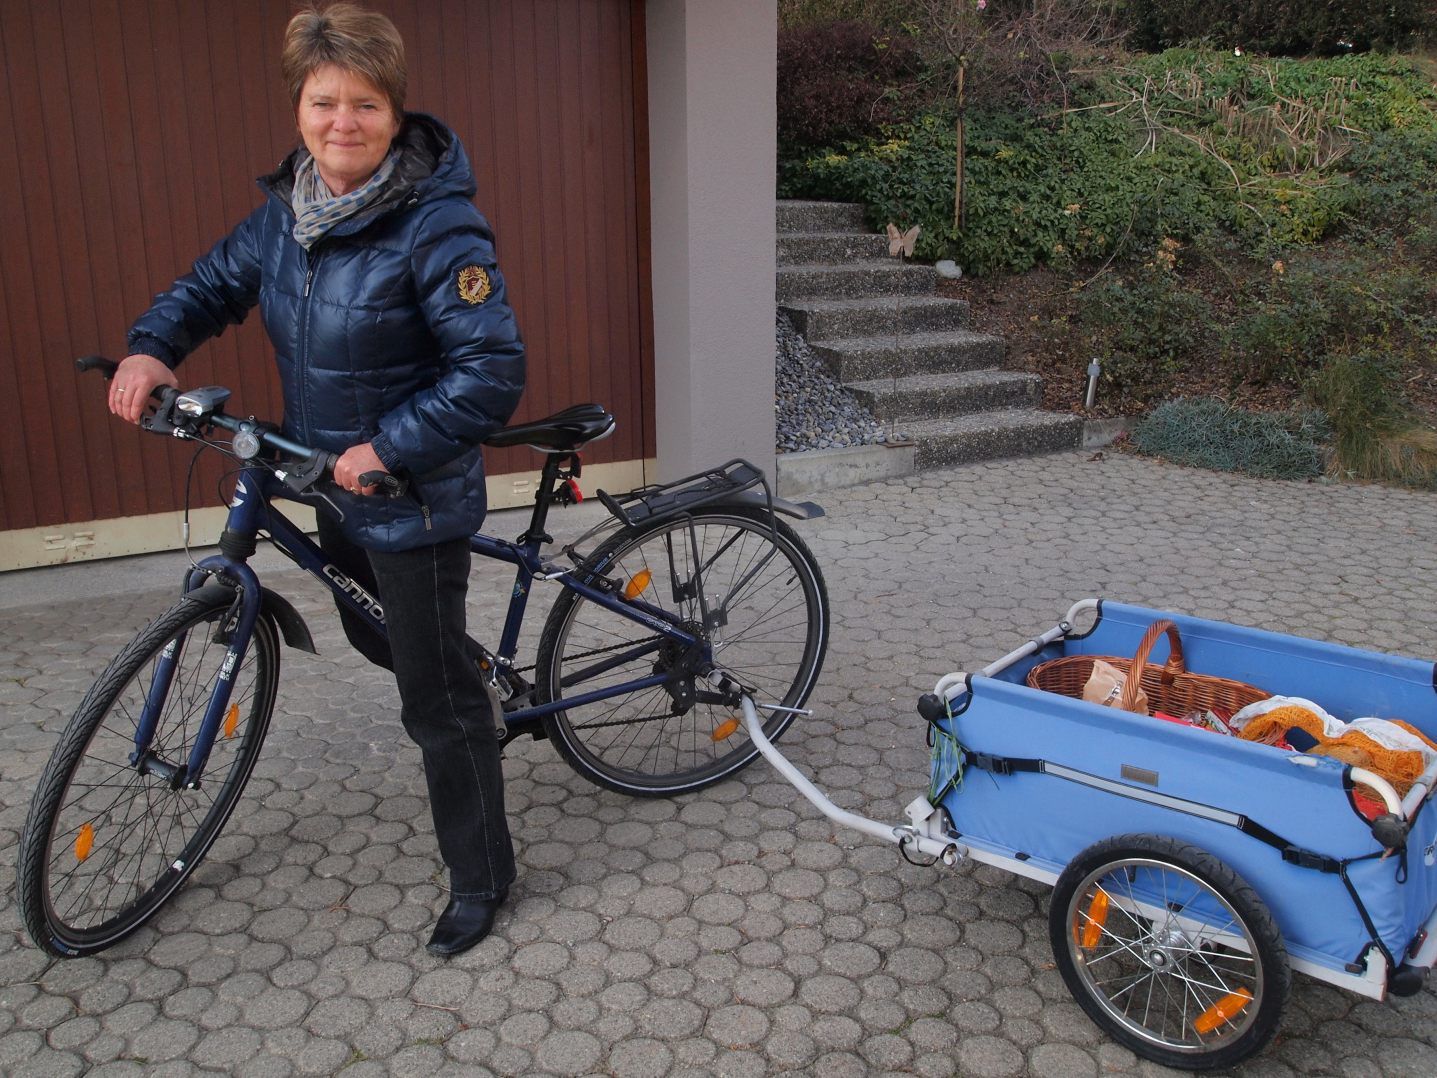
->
<box><xmin>334</xmin><ymin>442</ymin><xmax>389</xmax><ymax>496</ymax></box>
<box><xmin>108</xmin><ymin>355</ymin><xmax>179</xmax><ymax>424</ymax></box>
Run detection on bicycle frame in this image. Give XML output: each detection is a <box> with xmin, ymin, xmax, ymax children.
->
<box><xmin>138</xmin><ymin>455</ymin><xmax>709</xmax><ymax>790</ymax></box>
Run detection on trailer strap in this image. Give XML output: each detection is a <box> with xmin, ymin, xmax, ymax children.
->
<box><xmin>962</xmin><ymin>749</ymin><xmax>1346</xmax><ymax>873</ymax></box>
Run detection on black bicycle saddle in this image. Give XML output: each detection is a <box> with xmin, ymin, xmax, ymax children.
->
<box><xmin>484</xmin><ymin>403</ymin><xmax>616</xmax><ymax>452</ymax></box>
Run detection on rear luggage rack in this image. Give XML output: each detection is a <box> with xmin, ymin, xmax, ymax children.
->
<box><xmin>596</xmin><ymin>459</ymin><xmax>766</xmax><ymax>528</ymax></box>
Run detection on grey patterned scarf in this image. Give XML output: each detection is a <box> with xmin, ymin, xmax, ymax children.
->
<box><xmin>290</xmin><ymin>148</ymin><xmax>400</xmax><ymax>250</ymax></box>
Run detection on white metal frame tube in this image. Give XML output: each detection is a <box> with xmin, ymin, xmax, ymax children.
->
<box><xmin>739</xmin><ymin>696</ymin><xmax>958</xmax><ymax>861</ymax></box>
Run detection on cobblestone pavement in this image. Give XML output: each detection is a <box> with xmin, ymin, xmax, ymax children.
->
<box><xmin>4</xmin><ymin>450</ymin><xmax>1437</xmax><ymax>1077</ymax></box>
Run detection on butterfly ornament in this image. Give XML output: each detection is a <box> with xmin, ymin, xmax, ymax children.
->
<box><xmin>886</xmin><ymin>222</ymin><xmax>920</xmax><ymax>259</ymax></box>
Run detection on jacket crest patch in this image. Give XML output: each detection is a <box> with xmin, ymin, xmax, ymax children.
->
<box><xmin>457</xmin><ymin>265</ymin><xmax>492</xmax><ymax>305</ymax></box>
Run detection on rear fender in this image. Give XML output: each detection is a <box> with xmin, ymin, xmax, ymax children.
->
<box><xmin>721</xmin><ymin>490</ymin><xmax>825</xmax><ymax>521</ymax></box>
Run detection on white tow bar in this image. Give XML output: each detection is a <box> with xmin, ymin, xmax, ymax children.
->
<box><xmin>738</xmin><ymin>695</ymin><xmax>963</xmax><ymax>866</ymax></box>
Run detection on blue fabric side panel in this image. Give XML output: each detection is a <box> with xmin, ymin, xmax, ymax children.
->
<box><xmin>939</xmin><ymin>675</ymin><xmax>1384</xmax><ymax>967</ymax></box>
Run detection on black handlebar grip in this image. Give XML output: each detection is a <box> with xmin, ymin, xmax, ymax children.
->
<box><xmin>77</xmin><ymin>355</ymin><xmax>118</xmax><ymax>379</ymax></box>
<box><xmin>359</xmin><ymin>470</ymin><xmax>409</xmax><ymax>497</ymax></box>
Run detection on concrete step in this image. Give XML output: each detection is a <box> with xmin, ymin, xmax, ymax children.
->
<box><xmin>811</xmin><ymin>329</ymin><xmax>1004</xmax><ymax>382</ymax></box>
<box><xmin>777</xmin><ymin>231</ymin><xmax>890</xmax><ymax>266</ymax></box>
<box><xmin>847</xmin><ymin>369</ymin><xmax>1041</xmax><ymax>421</ymax></box>
<box><xmin>903</xmin><ymin>409</ymin><xmax>1084</xmax><ymax>470</ymax></box>
<box><xmin>776</xmin><ymin>200</ymin><xmax>867</xmax><ymax>234</ymax></box>
<box><xmin>780</xmin><ymin>295</ymin><xmax>972</xmax><ymax>342</ymax></box>
<box><xmin>776</xmin><ymin>262</ymin><xmax>935</xmax><ymax>304</ymax></box>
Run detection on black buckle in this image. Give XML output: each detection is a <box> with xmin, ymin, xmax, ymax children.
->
<box><xmin>970</xmin><ymin>752</ymin><xmax>1013</xmax><ymax>776</ymax></box>
<box><xmin>1282</xmin><ymin>846</ymin><xmax>1341</xmax><ymax>873</ymax></box>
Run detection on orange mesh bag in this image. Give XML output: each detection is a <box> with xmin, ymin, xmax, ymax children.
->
<box><xmin>1238</xmin><ymin>702</ymin><xmax>1437</xmax><ymax>796</ymax></box>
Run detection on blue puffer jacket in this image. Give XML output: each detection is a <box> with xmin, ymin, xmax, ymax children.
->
<box><xmin>128</xmin><ymin>114</ymin><xmax>525</xmax><ymax>551</ymax></box>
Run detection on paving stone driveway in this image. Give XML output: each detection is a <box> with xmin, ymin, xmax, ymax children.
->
<box><xmin>3</xmin><ymin>450</ymin><xmax>1437</xmax><ymax>1076</ymax></box>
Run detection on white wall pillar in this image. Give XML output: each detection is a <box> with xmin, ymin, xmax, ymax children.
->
<box><xmin>646</xmin><ymin>0</ymin><xmax>777</xmax><ymax>481</ymax></box>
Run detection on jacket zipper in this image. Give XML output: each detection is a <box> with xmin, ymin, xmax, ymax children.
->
<box><xmin>297</xmin><ymin>247</ymin><xmax>326</xmax><ymax>442</ymax></box>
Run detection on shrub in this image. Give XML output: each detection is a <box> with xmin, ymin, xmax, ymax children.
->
<box><xmin>777</xmin><ymin>21</ymin><xmax>924</xmax><ymax>153</ymax></box>
<box><xmin>1080</xmin><ymin>260</ymin><xmax>1220</xmax><ymax>404</ymax></box>
<box><xmin>781</xmin><ymin>109</ymin><xmax>1233</xmax><ymax>274</ymax></box>
<box><xmin>1342</xmin><ymin>127</ymin><xmax>1437</xmax><ymax>253</ymax></box>
<box><xmin>1130</xmin><ymin>397</ymin><xmax>1329</xmax><ymax>480</ymax></box>
<box><xmin>1307</xmin><ymin>353</ymin><xmax>1437</xmax><ymax>487</ymax></box>
<box><xmin>1121</xmin><ymin>0</ymin><xmax>1435</xmax><ymax>56</ymax></box>
<box><xmin>1229</xmin><ymin>253</ymin><xmax>1437</xmax><ymax>386</ymax></box>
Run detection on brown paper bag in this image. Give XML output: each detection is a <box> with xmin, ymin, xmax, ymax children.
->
<box><xmin>1082</xmin><ymin>659</ymin><xmax>1149</xmax><ymax>715</ymax></box>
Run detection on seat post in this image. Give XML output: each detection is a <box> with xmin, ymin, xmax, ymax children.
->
<box><xmin>517</xmin><ymin>452</ymin><xmax>571</xmax><ymax>548</ymax></box>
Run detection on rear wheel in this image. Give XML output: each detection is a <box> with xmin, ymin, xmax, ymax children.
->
<box><xmin>17</xmin><ymin>592</ymin><xmax>278</xmax><ymax>957</ymax></box>
<box><xmin>537</xmin><ymin>507</ymin><xmax>828</xmax><ymax>795</ymax></box>
<box><xmin>1049</xmin><ymin>833</ymin><xmax>1289</xmax><ymax>1071</ymax></box>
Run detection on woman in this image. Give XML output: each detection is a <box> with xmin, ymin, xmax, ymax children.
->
<box><xmin>108</xmin><ymin>3</ymin><xmax>523</xmax><ymax>958</ymax></box>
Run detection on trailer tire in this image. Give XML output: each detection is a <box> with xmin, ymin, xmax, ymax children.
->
<box><xmin>1049</xmin><ymin>833</ymin><xmax>1289</xmax><ymax>1071</ymax></box>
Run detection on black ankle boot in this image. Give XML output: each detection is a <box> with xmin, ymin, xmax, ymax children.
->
<box><xmin>426</xmin><ymin>889</ymin><xmax>509</xmax><ymax>957</ymax></box>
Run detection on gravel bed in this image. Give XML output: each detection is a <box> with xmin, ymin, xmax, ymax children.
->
<box><xmin>775</xmin><ymin>314</ymin><xmax>906</xmax><ymax>452</ymax></box>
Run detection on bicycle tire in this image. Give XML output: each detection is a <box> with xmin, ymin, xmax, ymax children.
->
<box><xmin>17</xmin><ymin>591</ymin><xmax>279</xmax><ymax>957</ymax></box>
<box><xmin>1049</xmin><ymin>833</ymin><xmax>1290</xmax><ymax>1071</ymax></box>
<box><xmin>536</xmin><ymin>506</ymin><xmax>829</xmax><ymax>796</ymax></box>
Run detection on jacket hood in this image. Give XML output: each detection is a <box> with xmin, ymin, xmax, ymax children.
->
<box><xmin>258</xmin><ymin>112</ymin><xmax>476</xmax><ymax>217</ymax></box>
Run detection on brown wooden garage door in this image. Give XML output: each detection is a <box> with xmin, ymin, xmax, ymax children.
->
<box><xmin>0</xmin><ymin>0</ymin><xmax>652</xmax><ymax>539</ymax></box>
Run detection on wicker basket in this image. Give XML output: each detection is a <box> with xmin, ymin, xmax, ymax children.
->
<box><xmin>1026</xmin><ymin>619</ymin><xmax>1271</xmax><ymax>717</ymax></box>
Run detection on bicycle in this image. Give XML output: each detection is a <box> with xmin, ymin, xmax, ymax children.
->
<box><xmin>18</xmin><ymin>356</ymin><xmax>830</xmax><ymax>958</ymax></box>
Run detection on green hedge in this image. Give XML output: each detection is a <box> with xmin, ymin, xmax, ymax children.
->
<box><xmin>1121</xmin><ymin>0</ymin><xmax>1434</xmax><ymax>56</ymax></box>
<box><xmin>779</xmin><ymin>51</ymin><xmax>1437</xmax><ymax>275</ymax></box>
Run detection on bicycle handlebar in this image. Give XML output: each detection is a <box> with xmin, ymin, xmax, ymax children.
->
<box><xmin>77</xmin><ymin>355</ymin><xmax>408</xmax><ymax>502</ymax></box>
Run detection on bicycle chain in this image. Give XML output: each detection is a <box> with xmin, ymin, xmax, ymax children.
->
<box><xmin>509</xmin><ymin>633</ymin><xmax>665</xmax><ymax>677</ymax></box>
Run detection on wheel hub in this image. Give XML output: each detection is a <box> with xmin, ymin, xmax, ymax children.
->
<box><xmin>1143</xmin><ymin>926</ymin><xmax>1192</xmax><ymax>971</ymax></box>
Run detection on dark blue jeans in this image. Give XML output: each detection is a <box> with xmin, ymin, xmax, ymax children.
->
<box><xmin>317</xmin><ymin>513</ymin><xmax>515</xmax><ymax>899</ymax></box>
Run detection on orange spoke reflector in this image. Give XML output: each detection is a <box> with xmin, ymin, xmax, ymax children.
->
<box><xmin>712</xmin><ymin>718</ymin><xmax>741</xmax><ymax>741</ymax></box>
<box><xmin>1193</xmin><ymin>987</ymin><xmax>1253</xmax><ymax>1034</ymax></box>
<box><xmin>75</xmin><ymin>823</ymin><xmax>95</xmax><ymax>863</ymax></box>
<box><xmin>224</xmin><ymin>702</ymin><xmax>240</xmax><ymax>738</ymax></box>
<box><xmin>1078</xmin><ymin>889</ymin><xmax>1110</xmax><ymax>949</ymax></box>
<box><xmin>623</xmin><ymin>570</ymin><xmax>652</xmax><ymax>600</ymax></box>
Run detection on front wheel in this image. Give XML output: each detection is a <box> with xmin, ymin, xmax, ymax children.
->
<box><xmin>536</xmin><ymin>507</ymin><xmax>829</xmax><ymax>796</ymax></box>
<box><xmin>1049</xmin><ymin>833</ymin><xmax>1290</xmax><ymax>1071</ymax></box>
<box><xmin>17</xmin><ymin>591</ymin><xmax>278</xmax><ymax>957</ymax></box>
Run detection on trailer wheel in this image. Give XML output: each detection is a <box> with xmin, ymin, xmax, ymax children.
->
<box><xmin>1049</xmin><ymin>834</ymin><xmax>1290</xmax><ymax>1071</ymax></box>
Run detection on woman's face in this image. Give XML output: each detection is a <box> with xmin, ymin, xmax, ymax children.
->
<box><xmin>296</xmin><ymin>64</ymin><xmax>401</xmax><ymax>196</ymax></box>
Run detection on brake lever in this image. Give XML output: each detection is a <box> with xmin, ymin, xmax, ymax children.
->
<box><xmin>275</xmin><ymin>450</ymin><xmax>345</xmax><ymax>520</ymax></box>
<box><xmin>139</xmin><ymin>387</ymin><xmax>184</xmax><ymax>436</ymax></box>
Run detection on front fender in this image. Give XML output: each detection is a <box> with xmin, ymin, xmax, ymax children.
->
<box><xmin>183</xmin><ymin>580</ymin><xmax>317</xmax><ymax>655</ymax></box>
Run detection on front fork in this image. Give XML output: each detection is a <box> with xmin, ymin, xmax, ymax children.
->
<box><xmin>130</xmin><ymin>559</ymin><xmax>263</xmax><ymax>789</ymax></box>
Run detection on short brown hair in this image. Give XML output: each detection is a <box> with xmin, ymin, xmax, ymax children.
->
<box><xmin>282</xmin><ymin>3</ymin><xmax>406</xmax><ymax>117</ymax></box>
